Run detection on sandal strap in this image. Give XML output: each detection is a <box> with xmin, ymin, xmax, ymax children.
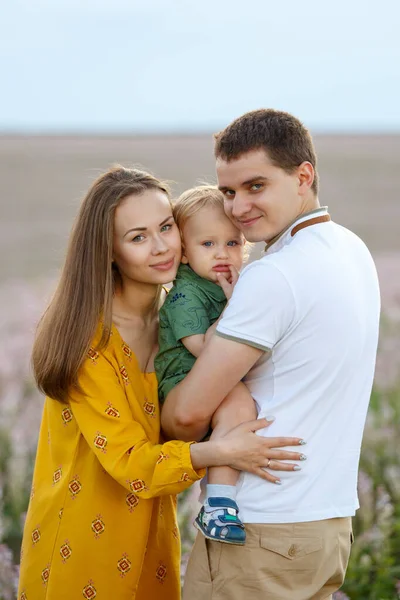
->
<box><xmin>216</xmin><ymin>510</ymin><xmax>244</xmax><ymax>527</ymax></box>
<box><xmin>207</xmin><ymin>497</ymin><xmax>239</xmax><ymax>511</ymax></box>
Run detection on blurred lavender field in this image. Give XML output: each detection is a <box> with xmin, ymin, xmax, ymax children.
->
<box><xmin>0</xmin><ymin>134</ymin><xmax>399</xmax><ymax>599</ymax></box>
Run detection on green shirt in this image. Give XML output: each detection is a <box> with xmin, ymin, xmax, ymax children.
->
<box><xmin>155</xmin><ymin>264</ymin><xmax>227</xmax><ymax>402</ymax></box>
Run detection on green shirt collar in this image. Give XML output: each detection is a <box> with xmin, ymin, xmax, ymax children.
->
<box><xmin>175</xmin><ymin>264</ymin><xmax>226</xmax><ymax>302</ymax></box>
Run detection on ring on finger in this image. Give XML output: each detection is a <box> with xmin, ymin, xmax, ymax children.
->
<box><xmin>266</xmin><ymin>458</ymin><xmax>271</xmax><ymax>468</ymax></box>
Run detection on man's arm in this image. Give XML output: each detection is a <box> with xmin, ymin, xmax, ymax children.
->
<box><xmin>161</xmin><ymin>334</ymin><xmax>263</xmax><ymax>440</ymax></box>
<box><xmin>161</xmin><ymin>261</ymin><xmax>295</xmax><ymax>442</ymax></box>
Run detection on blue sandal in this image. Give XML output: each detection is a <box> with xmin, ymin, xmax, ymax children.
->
<box><xmin>194</xmin><ymin>497</ymin><xmax>246</xmax><ymax>545</ymax></box>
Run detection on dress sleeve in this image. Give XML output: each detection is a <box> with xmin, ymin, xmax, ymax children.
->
<box><xmin>69</xmin><ymin>353</ymin><xmax>205</xmax><ymax>499</ymax></box>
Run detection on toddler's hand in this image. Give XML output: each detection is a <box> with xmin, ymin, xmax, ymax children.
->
<box><xmin>217</xmin><ymin>265</ymin><xmax>239</xmax><ymax>300</ymax></box>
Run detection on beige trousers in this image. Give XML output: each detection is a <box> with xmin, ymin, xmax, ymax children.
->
<box><xmin>183</xmin><ymin>517</ymin><xmax>353</xmax><ymax>600</ymax></box>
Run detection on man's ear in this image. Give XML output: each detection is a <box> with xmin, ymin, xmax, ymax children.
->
<box><xmin>297</xmin><ymin>161</ymin><xmax>315</xmax><ymax>195</ymax></box>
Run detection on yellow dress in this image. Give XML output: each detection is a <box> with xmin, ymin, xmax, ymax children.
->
<box><xmin>18</xmin><ymin>324</ymin><xmax>204</xmax><ymax>600</ymax></box>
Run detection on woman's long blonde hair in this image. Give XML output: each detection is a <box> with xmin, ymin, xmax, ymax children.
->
<box><xmin>32</xmin><ymin>166</ymin><xmax>170</xmax><ymax>403</ymax></box>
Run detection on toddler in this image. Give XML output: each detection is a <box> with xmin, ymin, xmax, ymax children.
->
<box><xmin>155</xmin><ymin>185</ymin><xmax>257</xmax><ymax>545</ymax></box>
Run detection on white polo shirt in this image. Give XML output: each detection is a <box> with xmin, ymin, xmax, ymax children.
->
<box><xmin>216</xmin><ymin>207</ymin><xmax>380</xmax><ymax>523</ymax></box>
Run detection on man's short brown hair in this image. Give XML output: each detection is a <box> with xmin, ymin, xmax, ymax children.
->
<box><xmin>214</xmin><ymin>109</ymin><xmax>319</xmax><ymax>194</ymax></box>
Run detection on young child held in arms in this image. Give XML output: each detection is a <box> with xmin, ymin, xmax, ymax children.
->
<box><xmin>155</xmin><ymin>185</ymin><xmax>257</xmax><ymax>545</ymax></box>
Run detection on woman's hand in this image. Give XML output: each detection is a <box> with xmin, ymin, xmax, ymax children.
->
<box><xmin>215</xmin><ymin>418</ymin><xmax>306</xmax><ymax>484</ymax></box>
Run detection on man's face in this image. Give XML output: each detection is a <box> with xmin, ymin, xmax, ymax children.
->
<box><xmin>217</xmin><ymin>149</ymin><xmax>307</xmax><ymax>243</ymax></box>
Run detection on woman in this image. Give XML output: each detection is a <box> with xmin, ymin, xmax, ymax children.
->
<box><xmin>18</xmin><ymin>166</ymin><xmax>305</xmax><ymax>600</ymax></box>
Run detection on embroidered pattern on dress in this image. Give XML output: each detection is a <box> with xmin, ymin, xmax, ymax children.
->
<box><xmin>121</xmin><ymin>343</ymin><xmax>132</xmax><ymax>361</ymax></box>
<box><xmin>105</xmin><ymin>402</ymin><xmax>120</xmax><ymax>418</ymax></box>
<box><xmin>157</xmin><ymin>451</ymin><xmax>169</xmax><ymax>464</ymax></box>
<box><xmin>143</xmin><ymin>399</ymin><xmax>156</xmax><ymax>418</ymax></box>
<box><xmin>41</xmin><ymin>565</ymin><xmax>50</xmax><ymax>585</ymax></box>
<box><xmin>119</xmin><ymin>365</ymin><xmax>130</xmax><ymax>385</ymax></box>
<box><xmin>52</xmin><ymin>466</ymin><xmax>62</xmax><ymax>486</ymax></box>
<box><xmin>60</xmin><ymin>540</ymin><xmax>72</xmax><ymax>563</ymax></box>
<box><xmin>156</xmin><ymin>563</ymin><xmax>167</xmax><ymax>583</ymax></box>
<box><xmin>61</xmin><ymin>407</ymin><xmax>73</xmax><ymax>425</ymax></box>
<box><xmin>31</xmin><ymin>527</ymin><xmax>40</xmax><ymax>545</ymax></box>
<box><xmin>128</xmin><ymin>479</ymin><xmax>148</xmax><ymax>493</ymax></box>
<box><xmin>83</xmin><ymin>580</ymin><xmax>97</xmax><ymax>599</ymax></box>
<box><xmin>91</xmin><ymin>515</ymin><xmax>105</xmax><ymax>539</ymax></box>
<box><xmin>68</xmin><ymin>476</ymin><xmax>82</xmax><ymax>499</ymax></box>
<box><xmin>117</xmin><ymin>553</ymin><xmax>132</xmax><ymax>577</ymax></box>
<box><xmin>93</xmin><ymin>432</ymin><xmax>108</xmax><ymax>453</ymax></box>
<box><xmin>126</xmin><ymin>492</ymin><xmax>139</xmax><ymax>512</ymax></box>
<box><xmin>87</xmin><ymin>347</ymin><xmax>99</xmax><ymax>364</ymax></box>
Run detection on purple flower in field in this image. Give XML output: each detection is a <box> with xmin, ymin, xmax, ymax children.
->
<box><xmin>0</xmin><ymin>543</ymin><xmax>18</xmax><ymax>600</ymax></box>
<box><xmin>358</xmin><ymin>471</ymin><xmax>372</xmax><ymax>495</ymax></box>
<box><xmin>333</xmin><ymin>592</ymin><xmax>350</xmax><ymax>600</ymax></box>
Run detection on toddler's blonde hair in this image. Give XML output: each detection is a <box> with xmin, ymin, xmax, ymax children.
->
<box><xmin>173</xmin><ymin>185</ymin><xmax>224</xmax><ymax>230</ymax></box>
<box><xmin>173</xmin><ymin>184</ymin><xmax>252</xmax><ymax>260</ymax></box>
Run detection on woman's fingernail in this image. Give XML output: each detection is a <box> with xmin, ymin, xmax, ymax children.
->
<box><xmin>265</xmin><ymin>415</ymin><xmax>275</xmax><ymax>422</ymax></box>
<box><xmin>274</xmin><ymin>479</ymin><xmax>282</xmax><ymax>485</ymax></box>
<box><xmin>298</xmin><ymin>439</ymin><xmax>306</xmax><ymax>445</ymax></box>
<box><xmin>293</xmin><ymin>465</ymin><xmax>302</xmax><ymax>471</ymax></box>
<box><xmin>299</xmin><ymin>454</ymin><xmax>307</xmax><ymax>461</ymax></box>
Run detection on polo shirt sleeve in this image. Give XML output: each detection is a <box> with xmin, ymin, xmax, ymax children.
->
<box><xmin>216</xmin><ymin>262</ymin><xmax>295</xmax><ymax>351</ymax></box>
<box><xmin>168</xmin><ymin>284</ymin><xmax>212</xmax><ymax>342</ymax></box>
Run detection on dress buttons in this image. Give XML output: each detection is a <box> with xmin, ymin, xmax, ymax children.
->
<box><xmin>288</xmin><ymin>544</ymin><xmax>297</xmax><ymax>557</ymax></box>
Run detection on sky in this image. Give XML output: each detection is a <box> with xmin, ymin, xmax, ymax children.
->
<box><xmin>1</xmin><ymin>0</ymin><xmax>399</xmax><ymax>133</ymax></box>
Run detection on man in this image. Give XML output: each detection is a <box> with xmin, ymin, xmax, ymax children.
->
<box><xmin>162</xmin><ymin>109</ymin><xmax>380</xmax><ymax>599</ymax></box>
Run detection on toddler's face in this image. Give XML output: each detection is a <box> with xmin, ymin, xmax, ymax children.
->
<box><xmin>181</xmin><ymin>204</ymin><xmax>245</xmax><ymax>283</ymax></box>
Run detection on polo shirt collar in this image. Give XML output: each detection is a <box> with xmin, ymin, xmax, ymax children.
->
<box><xmin>175</xmin><ymin>263</ymin><xmax>226</xmax><ymax>301</ymax></box>
<box><xmin>264</xmin><ymin>206</ymin><xmax>329</xmax><ymax>255</ymax></box>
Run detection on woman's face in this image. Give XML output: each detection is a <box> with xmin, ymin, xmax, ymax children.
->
<box><xmin>113</xmin><ymin>189</ymin><xmax>182</xmax><ymax>285</ymax></box>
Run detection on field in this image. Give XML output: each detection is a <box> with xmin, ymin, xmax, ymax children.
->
<box><xmin>0</xmin><ymin>134</ymin><xmax>399</xmax><ymax>599</ymax></box>
<box><xmin>0</xmin><ymin>134</ymin><xmax>399</xmax><ymax>275</ymax></box>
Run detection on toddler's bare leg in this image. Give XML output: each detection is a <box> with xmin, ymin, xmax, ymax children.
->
<box><xmin>195</xmin><ymin>382</ymin><xmax>256</xmax><ymax>544</ymax></box>
<box><xmin>208</xmin><ymin>381</ymin><xmax>257</xmax><ymax>485</ymax></box>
